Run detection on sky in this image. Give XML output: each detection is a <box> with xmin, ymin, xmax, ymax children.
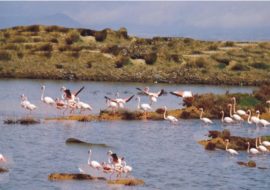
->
<box><xmin>0</xmin><ymin>1</ymin><xmax>270</xmax><ymax>40</ymax></box>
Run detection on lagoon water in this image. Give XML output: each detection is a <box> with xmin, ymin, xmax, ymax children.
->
<box><xmin>1</xmin><ymin>79</ymin><xmax>270</xmax><ymax>190</ymax></box>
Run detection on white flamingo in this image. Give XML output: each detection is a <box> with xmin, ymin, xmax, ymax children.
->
<box><xmin>0</xmin><ymin>153</ymin><xmax>6</xmax><ymax>162</ymax></box>
<box><xmin>136</xmin><ymin>87</ymin><xmax>164</xmax><ymax>105</ymax></box>
<box><xmin>259</xmin><ymin>137</ymin><xmax>270</xmax><ymax>147</ymax></box>
<box><xmin>75</xmin><ymin>98</ymin><xmax>92</xmax><ymax>114</ymax></box>
<box><xmin>41</xmin><ymin>85</ymin><xmax>55</xmax><ymax>105</ymax></box>
<box><xmin>136</xmin><ymin>96</ymin><xmax>152</xmax><ymax>120</ymax></box>
<box><xmin>163</xmin><ymin>106</ymin><xmax>178</xmax><ymax>124</ymax></box>
<box><xmin>224</xmin><ymin>139</ymin><xmax>238</xmax><ymax>155</ymax></box>
<box><xmin>87</xmin><ymin>149</ymin><xmax>102</xmax><ymax>170</ymax></box>
<box><xmin>256</xmin><ymin>110</ymin><xmax>270</xmax><ymax>127</ymax></box>
<box><xmin>20</xmin><ymin>94</ymin><xmax>37</xmax><ymax>114</ymax></box>
<box><xmin>107</xmin><ymin>150</ymin><xmax>123</xmax><ymax>178</ymax></box>
<box><xmin>246</xmin><ymin>142</ymin><xmax>260</xmax><ymax>155</ymax></box>
<box><xmin>61</xmin><ymin>86</ymin><xmax>84</xmax><ymax>102</ymax></box>
<box><xmin>106</xmin><ymin>99</ymin><xmax>118</xmax><ymax>114</ymax></box>
<box><xmin>256</xmin><ymin>137</ymin><xmax>268</xmax><ymax>152</ymax></box>
<box><xmin>247</xmin><ymin>110</ymin><xmax>260</xmax><ymax>127</ymax></box>
<box><xmin>220</xmin><ymin>110</ymin><xmax>234</xmax><ymax>124</ymax></box>
<box><xmin>199</xmin><ymin>108</ymin><xmax>213</xmax><ymax>125</ymax></box>
<box><xmin>231</xmin><ymin>97</ymin><xmax>247</xmax><ymax>116</ymax></box>
<box><xmin>104</xmin><ymin>93</ymin><xmax>134</xmax><ymax>109</ymax></box>
<box><xmin>170</xmin><ymin>90</ymin><xmax>194</xmax><ymax>105</ymax></box>
<box><xmin>228</xmin><ymin>104</ymin><xmax>243</xmax><ymax>123</ymax></box>
<box><xmin>121</xmin><ymin>158</ymin><xmax>132</xmax><ymax>177</ymax></box>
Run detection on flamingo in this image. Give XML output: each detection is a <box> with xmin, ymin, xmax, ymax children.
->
<box><xmin>163</xmin><ymin>106</ymin><xmax>178</xmax><ymax>124</ymax></box>
<box><xmin>231</xmin><ymin>97</ymin><xmax>247</xmax><ymax>116</ymax></box>
<box><xmin>170</xmin><ymin>90</ymin><xmax>194</xmax><ymax>105</ymax></box>
<box><xmin>199</xmin><ymin>108</ymin><xmax>213</xmax><ymax>125</ymax></box>
<box><xmin>75</xmin><ymin>97</ymin><xmax>92</xmax><ymax>114</ymax></box>
<box><xmin>135</xmin><ymin>96</ymin><xmax>152</xmax><ymax>120</ymax></box>
<box><xmin>41</xmin><ymin>85</ymin><xmax>55</xmax><ymax>105</ymax></box>
<box><xmin>246</xmin><ymin>142</ymin><xmax>260</xmax><ymax>155</ymax></box>
<box><xmin>0</xmin><ymin>153</ymin><xmax>6</xmax><ymax>162</ymax></box>
<box><xmin>247</xmin><ymin>110</ymin><xmax>260</xmax><ymax>127</ymax></box>
<box><xmin>101</xmin><ymin>162</ymin><xmax>114</xmax><ymax>173</ymax></box>
<box><xmin>121</xmin><ymin>157</ymin><xmax>132</xmax><ymax>177</ymax></box>
<box><xmin>107</xmin><ymin>150</ymin><xmax>123</xmax><ymax>178</ymax></box>
<box><xmin>61</xmin><ymin>86</ymin><xmax>84</xmax><ymax>102</ymax></box>
<box><xmin>255</xmin><ymin>137</ymin><xmax>268</xmax><ymax>152</ymax></box>
<box><xmin>20</xmin><ymin>94</ymin><xmax>37</xmax><ymax>114</ymax></box>
<box><xmin>220</xmin><ymin>110</ymin><xmax>234</xmax><ymax>125</ymax></box>
<box><xmin>55</xmin><ymin>98</ymin><xmax>67</xmax><ymax>110</ymax></box>
<box><xmin>104</xmin><ymin>93</ymin><xmax>134</xmax><ymax>109</ymax></box>
<box><xmin>136</xmin><ymin>87</ymin><xmax>164</xmax><ymax>105</ymax></box>
<box><xmin>87</xmin><ymin>149</ymin><xmax>102</xmax><ymax>170</ymax></box>
<box><xmin>224</xmin><ymin>139</ymin><xmax>238</xmax><ymax>155</ymax></box>
<box><xmin>228</xmin><ymin>104</ymin><xmax>243</xmax><ymax>123</ymax></box>
<box><xmin>256</xmin><ymin>110</ymin><xmax>270</xmax><ymax>127</ymax></box>
<box><xmin>259</xmin><ymin>137</ymin><xmax>270</xmax><ymax>147</ymax></box>
<box><xmin>105</xmin><ymin>99</ymin><xmax>118</xmax><ymax>114</ymax></box>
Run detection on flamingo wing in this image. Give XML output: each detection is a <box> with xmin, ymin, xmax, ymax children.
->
<box><xmin>136</xmin><ymin>87</ymin><xmax>150</xmax><ymax>96</ymax></box>
<box><xmin>170</xmin><ymin>91</ymin><xmax>183</xmax><ymax>97</ymax></box>
<box><xmin>64</xmin><ymin>89</ymin><xmax>72</xmax><ymax>99</ymax></box>
<box><xmin>124</xmin><ymin>95</ymin><xmax>134</xmax><ymax>103</ymax></box>
<box><xmin>104</xmin><ymin>96</ymin><xmax>117</xmax><ymax>103</ymax></box>
<box><xmin>157</xmin><ymin>89</ymin><xmax>164</xmax><ymax>97</ymax></box>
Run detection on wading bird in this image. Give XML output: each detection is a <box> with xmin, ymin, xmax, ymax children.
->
<box><xmin>259</xmin><ymin>136</ymin><xmax>270</xmax><ymax>147</ymax></box>
<box><xmin>20</xmin><ymin>94</ymin><xmax>37</xmax><ymax>114</ymax></box>
<box><xmin>87</xmin><ymin>149</ymin><xmax>102</xmax><ymax>170</ymax></box>
<box><xmin>247</xmin><ymin>110</ymin><xmax>260</xmax><ymax>127</ymax></box>
<box><xmin>231</xmin><ymin>97</ymin><xmax>247</xmax><ymax>116</ymax></box>
<box><xmin>61</xmin><ymin>86</ymin><xmax>84</xmax><ymax>102</ymax></box>
<box><xmin>170</xmin><ymin>90</ymin><xmax>194</xmax><ymax>105</ymax></box>
<box><xmin>136</xmin><ymin>87</ymin><xmax>164</xmax><ymax>105</ymax></box>
<box><xmin>220</xmin><ymin>110</ymin><xmax>234</xmax><ymax>125</ymax></box>
<box><xmin>256</xmin><ymin>110</ymin><xmax>270</xmax><ymax>127</ymax></box>
<box><xmin>255</xmin><ymin>137</ymin><xmax>268</xmax><ymax>152</ymax></box>
<box><xmin>246</xmin><ymin>142</ymin><xmax>260</xmax><ymax>155</ymax></box>
<box><xmin>225</xmin><ymin>139</ymin><xmax>238</xmax><ymax>155</ymax></box>
<box><xmin>199</xmin><ymin>108</ymin><xmax>213</xmax><ymax>125</ymax></box>
<box><xmin>75</xmin><ymin>97</ymin><xmax>92</xmax><ymax>114</ymax></box>
<box><xmin>163</xmin><ymin>106</ymin><xmax>178</xmax><ymax>124</ymax></box>
<box><xmin>136</xmin><ymin>96</ymin><xmax>152</xmax><ymax>120</ymax></box>
<box><xmin>228</xmin><ymin>104</ymin><xmax>243</xmax><ymax>124</ymax></box>
<box><xmin>0</xmin><ymin>153</ymin><xmax>6</xmax><ymax>162</ymax></box>
<box><xmin>104</xmin><ymin>93</ymin><xmax>134</xmax><ymax>109</ymax></box>
<box><xmin>41</xmin><ymin>85</ymin><xmax>55</xmax><ymax>105</ymax></box>
<box><xmin>121</xmin><ymin>157</ymin><xmax>132</xmax><ymax>177</ymax></box>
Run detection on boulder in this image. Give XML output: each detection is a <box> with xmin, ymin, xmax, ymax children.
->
<box><xmin>237</xmin><ymin>160</ymin><xmax>256</xmax><ymax>168</ymax></box>
<box><xmin>4</xmin><ymin>117</ymin><xmax>40</xmax><ymax>125</ymax></box>
<box><xmin>65</xmin><ymin>138</ymin><xmax>109</xmax><ymax>147</ymax></box>
<box><xmin>48</xmin><ymin>173</ymin><xmax>106</xmax><ymax>181</ymax></box>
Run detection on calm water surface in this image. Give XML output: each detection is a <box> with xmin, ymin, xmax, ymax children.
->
<box><xmin>1</xmin><ymin>79</ymin><xmax>270</xmax><ymax>190</ymax></box>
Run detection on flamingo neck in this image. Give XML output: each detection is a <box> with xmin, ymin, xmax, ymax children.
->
<box><xmin>164</xmin><ymin>108</ymin><xmax>167</xmax><ymax>119</ymax></box>
<box><xmin>259</xmin><ymin>137</ymin><xmax>262</xmax><ymax>145</ymax></box>
<box><xmin>225</xmin><ymin>141</ymin><xmax>228</xmax><ymax>151</ymax></box>
<box><xmin>255</xmin><ymin>138</ymin><xmax>258</xmax><ymax>148</ymax></box>
<box><xmin>87</xmin><ymin>151</ymin><xmax>92</xmax><ymax>165</ymax></box>
<box><xmin>257</xmin><ymin>112</ymin><xmax>260</xmax><ymax>119</ymax></box>
<box><xmin>221</xmin><ymin>112</ymin><xmax>224</xmax><ymax>122</ymax></box>
<box><xmin>137</xmin><ymin>98</ymin><xmax>140</xmax><ymax>109</ymax></box>
<box><xmin>200</xmin><ymin>110</ymin><xmax>203</xmax><ymax>119</ymax></box>
<box><xmin>233</xmin><ymin>99</ymin><xmax>236</xmax><ymax>114</ymax></box>
<box><xmin>247</xmin><ymin>143</ymin><xmax>250</xmax><ymax>153</ymax></box>
<box><xmin>41</xmin><ymin>88</ymin><xmax>45</xmax><ymax>101</ymax></box>
<box><xmin>229</xmin><ymin>106</ymin><xmax>233</xmax><ymax>117</ymax></box>
<box><xmin>247</xmin><ymin>111</ymin><xmax>252</xmax><ymax>124</ymax></box>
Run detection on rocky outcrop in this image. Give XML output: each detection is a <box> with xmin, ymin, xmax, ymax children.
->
<box><xmin>237</xmin><ymin>161</ymin><xmax>256</xmax><ymax>168</ymax></box>
<box><xmin>0</xmin><ymin>167</ymin><xmax>9</xmax><ymax>173</ymax></box>
<box><xmin>48</xmin><ymin>173</ymin><xmax>106</xmax><ymax>181</ymax></box>
<box><xmin>4</xmin><ymin>117</ymin><xmax>40</xmax><ymax>125</ymax></box>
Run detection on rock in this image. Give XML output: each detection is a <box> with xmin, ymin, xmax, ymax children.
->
<box><xmin>48</xmin><ymin>173</ymin><xmax>106</xmax><ymax>181</ymax></box>
<box><xmin>0</xmin><ymin>167</ymin><xmax>9</xmax><ymax>173</ymax></box>
<box><xmin>237</xmin><ymin>160</ymin><xmax>256</xmax><ymax>168</ymax></box>
<box><xmin>4</xmin><ymin>117</ymin><xmax>40</xmax><ymax>125</ymax></box>
<box><xmin>107</xmin><ymin>178</ymin><xmax>145</xmax><ymax>186</ymax></box>
<box><xmin>65</xmin><ymin>138</ymin><xmax>110</xmax><ymax>147</ymax></box>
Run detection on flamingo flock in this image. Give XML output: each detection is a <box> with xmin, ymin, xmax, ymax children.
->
<box><xmin>79</xmin><ymin>149</ymin><xmax>132</xmax><ymax>179</ymax></box>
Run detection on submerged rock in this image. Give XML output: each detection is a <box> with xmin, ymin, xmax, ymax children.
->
<box><xmin>4</xmin><ymin>117</ymin><xmax>40</xmax><ymax>125</ymax></box>
<box><xmin>237</xmin><ymin>160</ymin><xmax>256</xmax><ymax>168</ymax></box>
<box><xmin>65</xmin><ymin>138</ymin><xmax>110</xmax><ymax>147</ymax></box>
<box><xmin>107</xmin><ymin>178</ymin><xmax>145</xmax><ymax>186</ymax></box>
<box><xmin>0</xmin><ymin>167</ymin><xmax>9</xmax><ymax>173</ymax></box>
<box><xmin>48</xmin><ymin>173</ymin><xmax>106</xmax><ymax>181</ymax></box>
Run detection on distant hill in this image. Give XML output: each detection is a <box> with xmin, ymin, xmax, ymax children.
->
<box><xmin>0</xmin><ymin>25</ymin><xmax>269</xmax><ymax>85</ymax></box>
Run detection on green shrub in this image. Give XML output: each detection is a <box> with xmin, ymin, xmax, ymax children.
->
<box><xmin>195</xmin><ymin>57</ymin><xmax>207</xmax><ymax>68</ymax></box>
<box><xmin>143</xmin><ymin>52</ymin><xmax>157</xmax><ymax>65</ymax></box>
<box><xmin>254</xmin><ymin>85</ymin><xmax>270</xmax><ymax>102</ymax></box>
<box><xmin>65</xmin><ymin>30</ymin><xmax>80</xmax><ymax>45</ymax></box>
<box><xmin>115</xmin><ymin>56</ymin><xmax>131</xmax><ymax>68</ymax></box>
<box><xmin>231</xmin><ymin>63</ymin><xmax>249</xmax><ymax>71</ymax></box>
<box><xmin>224</xmin><ymin>41</ymin><xmax>234</xmax><ymax>47</ymax></box>
<box><xmin>0</xmin><ymin>51</ymin><xmax>12</xmax><ymax>61</ymax></box>
<box><xmin>183</xmin><ymin>38</ymin><xmax>193</xmax><ymax>44</ymax></box>
<box><xmin>36</xmin><ymin>43</ymin><xmax>53</xmax><ymax>51</ymax></box>
<box><xmin>208</xmin><ymin>44</ymin><xmax>218</xmax><ymax>51</ymax></box>
<box><xmin>118</xmin><ymin>27</ymin><xmax>128</xmax><ymax>39</ymax></box>
<box><xmin>11</xmin><ymin>36</ymin><xmax>27</xmax><ymax>43</ymax></box>
<box><xmin>17</xmin><ymin>51</ymin><xmax>24</xmax><ymax>58</ymax></box>
<box><xmin>58</xmin><ymin>45</ymin><xmax>70</xmax><ymax>52</ymax></box>
<box><xmin>25</xmin><ymin>25</ymin><xmax>40</xmax><ymax>32</ymax></box>
<box><xmin>102</xmin><ymin>45</ymin><xmax>122</xmax><ymax>56</ymax></box>
<box><xmin>45</xmin><ymin>25</ymin><xmax>69</xmax><ymax>33</ymax></box>
<box><xmin>94</xmin><ymin>30</ymin><xmax>107</xmax><ymax>42</ymax></box>
<box><xmin>213</xmin><ymin>55</ymin><xmax>230</xmax><ymax>66</ymax></box>
<box><xmin>250</xmin><ymin>62</ymin><xmax>269</xmax><ymax>70</ymax></box>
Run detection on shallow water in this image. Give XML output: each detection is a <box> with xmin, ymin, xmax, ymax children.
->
<box><xmin>1</xmin><ymin>79</ymin><xmax>270</xmax><ymax>190</ymax></box>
